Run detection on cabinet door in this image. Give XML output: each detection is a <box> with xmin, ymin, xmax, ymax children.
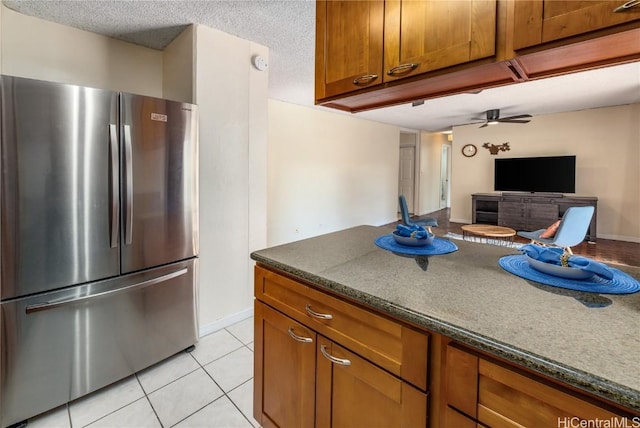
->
<box><xmin>527</xmin><ymin>202</ymin><xmax>559</xmax><ymax>231</ymax></box>
<box><xmin>315</xmin><ymin>0</ymin><xmax>384</xmax><ymax>100</ymax></box>
<box><xmin>498</xmin><ymin>201</ymin><xmax>526</xmax><ymax>230</ymax></box>
<box><xmin>254</xmin><ymin>302</ymin><xmax>316</xmax><ymax>428</ymax></box>
<box><xmin>316</xmin><ymin>336</ymin><xmax>427</xmax><ymax>428</ymax></box>
<box><xmin>444</xmin><ymin>406</ymin><xmax>485</xmax><ymax>428</ymax></box>
<box><xmin>513</xmin><ymin>0</ymin><xmax>640</xmax><ymax>50</ymax></box>
<box><xmin>383</xmin><ymin>0</ymin><xmax>497</xmax><ymax>82</ymax></box>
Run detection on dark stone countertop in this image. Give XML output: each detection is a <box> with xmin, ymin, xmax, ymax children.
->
<box><xmin>250</xmin><ymin>225</ymin><xmax>640</xmax><ymax>412</ymax></box>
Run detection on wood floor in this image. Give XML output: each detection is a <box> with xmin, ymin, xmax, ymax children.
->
<box><xmin>412</xmin><ymin>208</ymin><xmax>640</xmax><ymax>267</ymax></box>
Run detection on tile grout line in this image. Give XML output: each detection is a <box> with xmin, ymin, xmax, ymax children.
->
<box><xmin>136</xmin><ymin>373</ymin><xmax>165</xmax><ymax>428</ymax></box>
<box><xmin>191</xmin><ymin>328</ymin><xmax>257</xmax><ymax>427</ymax></box>
<box><xmin>175</xmin><ymin>345</ymin><xmax>252</xmax><ymax>427</ymax></box>
<box><xmin>138</xmin><ymin>330</ymin><xmax>253</xmax><ymax>427</ymax></box>
<box><xmin>225</xmin><ymin>379</ymin><xmax>259</xmax><ymax>428</ymax></box>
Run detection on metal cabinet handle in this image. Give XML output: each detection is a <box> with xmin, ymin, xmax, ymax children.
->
<box><xmin>305</xmin><ymin>304</ymin><xmax>333</xmax><ymax>320</ymax></box>
<box><xmin>614</xmin><ymin>0</ymin><xmax>640</xmax><ymax>12</ymax></box>
<box><xmin>288</xmin><ymin>327</ymin><xmax>313</xmax><ymax>343</ymax></box>
<box><xmin>352</xmin><ymin>74</ymin><xmax>379</xmax><ymax>86</ymax></box>
<box><xmin>320</xmin><ymin>345</ymin><xmax>351</xmax><ymax>366</ymax></box>
<box><xmin>386</xmin><ymin>63</ymin><xmax>419</xmax><ymax>76</ymax></box>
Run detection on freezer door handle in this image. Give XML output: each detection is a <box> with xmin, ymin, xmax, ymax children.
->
<box><xmin>109</xmin><ymin>124</ymin><xmax>119</xmax><ymax>248</ymax></box>
<box><xmin>124</xmin><ymin>124</ymin><xmax>133</xmax><ymax>245</ymax></box>
<box><xmin>25</xmin><ymin>268</ymin><xmax>188</xmax><ymax>314</ymax></box>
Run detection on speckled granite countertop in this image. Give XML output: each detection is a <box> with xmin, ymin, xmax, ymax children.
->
<box><xmin>250</xmin><ymin>225</ymin><xmax>640</xmax><ymax>412</ymax></box>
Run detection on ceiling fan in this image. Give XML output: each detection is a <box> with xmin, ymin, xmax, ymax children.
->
<box><xmin>477</xmin><ymin>109</ymin><xmax>532</xmax><ymax>128</ymax></box>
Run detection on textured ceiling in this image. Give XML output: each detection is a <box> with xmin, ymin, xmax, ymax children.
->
<box><xmin>3</xmin><ymin>0</ymin><xmax>639</xmax><ymax>131</ymax></box>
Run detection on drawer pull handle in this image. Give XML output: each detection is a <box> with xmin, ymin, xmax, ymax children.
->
<box><xmin>320</xmin><ymin>345</ymin><xmax>351</xmax><ymax>366</ymax></box>
<box><xmin>287</xmin><ymin>327</ymin><xmax>313</xmax><ymax>343</ymax></box>
<box><xmin>305</xmin><ymin>304</ymin><xmax>333</xmax><ymax>320</ymax></box>
<box><xmin>25</xmin><ymin>268</ymin><xmax>188</xmax><ymax>314</ymax></box>
<box><xmin>614</xmin><ymin>0</ymin><xmax>640</xmax><ymax>12</ymax></box>
<box><xmin>352</xmin><ymin>74</ymin><xmax>379</xmax><ymax>86</ymax></box>
<box><xmin>386</xmin><ymin>63</ymin><xmax>419</xmax><ymax>76</ymax></box>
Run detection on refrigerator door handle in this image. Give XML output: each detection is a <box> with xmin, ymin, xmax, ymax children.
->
<box><xmin>25</xmin><ymin>268</ymin><xmax>188</xmax><ymax>314</ymax></box>
<box><xmin>109</xmin><ymin>124</ymin><xmax>119</xmax><ymax>248</ymax></box>
<box><xmin>124</xmin><ymin>124</ymin><xmax>133</xmax><ymax>245</ymax></box>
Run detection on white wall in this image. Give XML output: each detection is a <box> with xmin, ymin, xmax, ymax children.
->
<box><xmin>268</xmin><ymin>100</ymin><xmax>400</xmax><ymax>246</ymax></box>
<box><xmin>163</xmin><ymin>25</ymin><xmax>194</xmax><ymax>103</ymax></box>
<box><xmin>0</xmin><ymin>6</ymin><xmax>3</xmax><ymax>71</ymax></box>
<box><xmin>450</xmin><ymin>104</ymin><xmax>640</xmax><ymax>242</ymax></box>
<box><xmin>1</xmin><ymin>6</ymin><xmax>162</xmax><ymax>96</ymax></box>
<box><xmin>194</xmin><ymin>25</ymin><xmax>268</xmax><ymax>332</ymax></box>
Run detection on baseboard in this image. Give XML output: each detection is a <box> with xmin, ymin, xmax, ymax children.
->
<box><xmin>596</xmin><ymin>233</ymin><xmax>640</xmax><ymax>244</ymax></box>
<box><xmin>449</xmin><ymin>218</ymin><xmax>470</xmax><ymax>224</ymax></box>
<box><xmin>198</xmin><ymin>306</ymin><xmax>254</xmax><ymax>338</ymax></box>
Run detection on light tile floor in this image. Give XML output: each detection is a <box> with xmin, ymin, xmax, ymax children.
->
<box><xmin>27</xmin><ymin>317</ymin><xmax>260</xmax><ymax>428</ymax></box>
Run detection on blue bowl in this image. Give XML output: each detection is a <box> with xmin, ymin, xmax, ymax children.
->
<box><xmin>392</xmin><ymin>231</ymin><xmax>435</xmax><ymax>247</ymax></box>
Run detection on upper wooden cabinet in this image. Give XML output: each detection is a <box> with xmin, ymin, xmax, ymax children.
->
<box><xmin>316</xmin><ymin>0</ymin><xmax>503</xmax><ymax>103</ymax></box>
<box><xmin>315</xmin><ymin>0</ymin><xmax>384</xmax><ymax>100</ymax></box>
<box><xmin>383</xmin><ymin>0</ymin><xmax>497</xmax><ymax>82</ymax></box>
<box><xmin>513</xmin><ymin>0</ymin><xmax>640</xmax><ymax>50</ymax></box>
<box><xmin>315</xmin><ymin>0</ymin><xmax>640</xmax><ymax>113</ymax></box>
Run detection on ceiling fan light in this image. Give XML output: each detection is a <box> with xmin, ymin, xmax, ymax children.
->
<box><xmin>487</xmin><ymin>120</ymin><xmax>499</xmax><ymax>125</ymax></box>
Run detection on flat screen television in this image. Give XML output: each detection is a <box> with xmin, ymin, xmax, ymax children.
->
<box><xmin>494</xmin><ymin>155</ymin><xmax>576</xmax><ymax>193</ymax></box>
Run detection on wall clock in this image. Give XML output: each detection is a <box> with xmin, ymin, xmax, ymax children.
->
<box><xmin>462</xmin><ymin>144</ymin><xmax>477</xmax><ymax>157</ymax></box>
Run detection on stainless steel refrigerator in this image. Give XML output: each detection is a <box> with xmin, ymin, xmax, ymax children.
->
<box><xmin>0</xmin><ymin>75</ymin><xmax>199</xmax><ymax>427</ymax></box>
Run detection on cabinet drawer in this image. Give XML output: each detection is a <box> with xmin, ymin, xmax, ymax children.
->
<box><xmin>444</xmin><ymin>343</ymin><xmax>634</xmax><ymax>426</ymax></box>
<box><xmin>255</xmin><ymin>265</ymin><xmax>428</xmax><ymax>391</ymax></box>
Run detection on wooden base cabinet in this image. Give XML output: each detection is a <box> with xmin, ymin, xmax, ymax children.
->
<box><xmin>255</xmin><ymin>265</ymin><xmax>639</xmax><ymax>427</ymax></box>
<box><xmin>254</xmin><ymin>302</ymin><xmax>316</xmax><ymax>428</ymax></box>
<box><xmin>254</xmin><ymin>266</ymin><xmax>430</xmax><ymax>428</ymax></box>
<box><xmin>443</xmin><ymin>343</ymin><xmax>635</xmax><ymax>427</ymax></box>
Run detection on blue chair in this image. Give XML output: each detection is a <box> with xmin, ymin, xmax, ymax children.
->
<box><xmin>398</xmin><ymin>195</ymin><xmax>438</xmax><ymax>230</ymax></box>
<box><xmin>517</xmin><ymin>206</ymin><xmax>594</xmax><ymax>254</ymax></box>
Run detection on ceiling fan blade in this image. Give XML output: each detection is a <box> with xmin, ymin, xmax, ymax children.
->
<box><xmin>497</xmin><ymin>119</ymin><xmax>531</xmax><ymax>124</ymax></box>
<box><xmin>501</xmin><ymin>114</ymin><xmax>532</xmax><ymax>120</ymax></box>
<box><xmin>478</xmin><ymin>122</ymin><xmax>489</xmax><ymax>128</ymax></box>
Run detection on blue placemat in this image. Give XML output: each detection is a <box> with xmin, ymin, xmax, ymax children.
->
<box><xmin>375</xmin><ymin>235</ymin><xmax>458</xmax><ymax>256</ymax></box>
<box><xmin>499</xmin><ymin>255</ymin><xmax>640</xmax><ymax>294</ymax></box>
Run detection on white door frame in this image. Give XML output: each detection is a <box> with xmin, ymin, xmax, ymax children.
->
<box><xmin>440</xmin><ymin>144</ymin><xmax>452</xmax><ymax>208</ymax></box>
<box><xmin>399</xmin><ymin>130</ymin><xmax>420</xmax><ymax>215</ymax></box>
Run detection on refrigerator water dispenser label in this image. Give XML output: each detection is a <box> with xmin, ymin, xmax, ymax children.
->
<box><xmin>151</xmin><ymin>113</ymin><xmax>168</xmax><ymax>122</ymax></box>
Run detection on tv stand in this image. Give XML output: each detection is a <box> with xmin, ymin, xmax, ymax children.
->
<box><xmin>471</xmin><ymin>193</ymin><xmax>597</xmax><ymax>242</ymax></box>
